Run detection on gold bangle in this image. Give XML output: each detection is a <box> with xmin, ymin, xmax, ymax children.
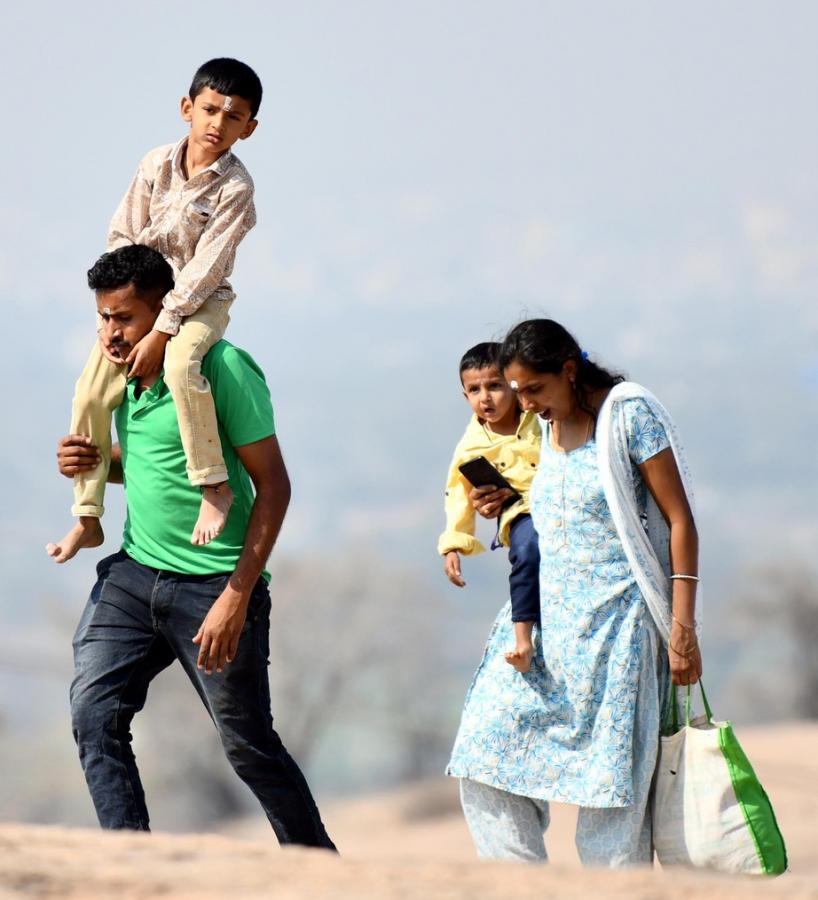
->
<box><xmin>672</xmin><ymin>614</ymin><xmax>697</xmax><ymax>631</ymax></box>
<box><xmin>669</xmin><ymin>640</ymin><xmax>698</xmax><ymax>659</ymax></box>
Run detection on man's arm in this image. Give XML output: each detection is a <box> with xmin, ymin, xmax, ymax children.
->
<box><xmin>192</xmin><ymin>435</ymin><xmax>290</xmax><ymax>674</ymax></box>
<box><xmin>229</xmin><ymin>435</ymin><xmax>290</xmax><ymax>595</ymax></box>
<box><xmin>109</xmin><ymin>444</ymin><xmax>124</xmax><ymax>484</ymax></box>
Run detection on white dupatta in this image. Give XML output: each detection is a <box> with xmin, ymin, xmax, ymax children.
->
<box><xmin>595</xmin><ymin>382</ymin><xmax>699</xmax><ymax>644</ymax></box>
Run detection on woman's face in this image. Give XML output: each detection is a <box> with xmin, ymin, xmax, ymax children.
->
<box><xmin>504</xmin><ymin>359</ymin><xmax>577</xmax><ymax>422</ymax></box>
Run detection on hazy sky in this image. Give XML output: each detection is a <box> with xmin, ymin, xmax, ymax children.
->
<box><xmin>2</xmin><ymin>1</ymin><xmax>817</xmax><ymax>723</ymax></box>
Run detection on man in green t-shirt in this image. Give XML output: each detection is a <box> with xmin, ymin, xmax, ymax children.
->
<box><xmin>53</xmin><ymin>245</ymin><xmax>335</xmax><ymax>848</ymax></box>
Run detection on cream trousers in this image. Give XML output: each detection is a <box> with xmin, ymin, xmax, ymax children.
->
<box><xmin>70</xmin><ymin>298</ymin><xmax>231</xmax><ymax>517</ymax></box>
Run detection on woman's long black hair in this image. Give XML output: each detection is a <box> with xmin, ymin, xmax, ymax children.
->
<box><xmin>499</xmin><ymin>319</ymin><xmax>624</xmax><ymax>421</ymax></box>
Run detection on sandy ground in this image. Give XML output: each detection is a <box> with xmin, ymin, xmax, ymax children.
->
<box><xmin>1</xmin><ymin>722</ymin><xmax>816</xmax><ymax>899</ymax></box>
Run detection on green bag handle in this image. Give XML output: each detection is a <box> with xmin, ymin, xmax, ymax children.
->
<box><xmin>662</xmin><ymin>683</ymin><xmax>680</xmax><ymax>735</ymax></box>
<box><xmin>684</xmin><ymin>679</ymin><xmax>714</xmax><ymax>725</ymax></box>
<box><xmin>662</xmin><ymin>680</ymin><xmax>714</xmax><ymax>734</ymax></box>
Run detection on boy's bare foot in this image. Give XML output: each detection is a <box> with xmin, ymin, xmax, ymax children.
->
<box><xmin>505</xmin><ymin>642</ymin><xmax>535</xmax><ymax>673</ymax></box>
<box><xmin>45</xmin><ymin>517</ymin><xmax>104</xmax><ymax>564</ymax></box>
<box><xmin>191</xmin><ymin>483</ymin><xmax>234</xmax><ymax>546</ymax></box>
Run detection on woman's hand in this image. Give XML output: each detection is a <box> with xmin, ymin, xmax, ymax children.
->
<box><xmin>668</xmin><ymin>620</ymin><xmax>702</xmax><ymax>685</ymax></box>
<box><xmin>469</xmin><ymin>485</ymin><xmax>514</xmax><ymax>519</ymax></box>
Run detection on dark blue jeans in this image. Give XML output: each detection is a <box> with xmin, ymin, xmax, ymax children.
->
<box><xmin>70</xmin><ymin>550</ymin><xmax>335</xmax><ymax>849</ymax></box>
<box><xmin>508</xmin><ymin>514</ymin><xmax>540</xmax><ymax>624</ymax></box>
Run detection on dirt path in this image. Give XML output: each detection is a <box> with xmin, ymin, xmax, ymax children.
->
<box><xmin>1</xmin><ymin>722</ymin><xmax>815</xmax><ymax>898</ymax></box>
<box><xmin>1</xmin><ymin>823</ymin><xmax>816</xmax><ymax>900</ymax></box>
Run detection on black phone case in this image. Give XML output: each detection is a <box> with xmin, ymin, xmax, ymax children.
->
<box><xmin>458</xmin><ymin>456</ymin><xmax>522</xmax><ymax>508</ymax></box>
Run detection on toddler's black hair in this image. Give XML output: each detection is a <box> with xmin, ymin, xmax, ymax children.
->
<box><xmin>459</xmin><ymin>342</ymin><xmax>502</xmax><ymax>380</ymax></box>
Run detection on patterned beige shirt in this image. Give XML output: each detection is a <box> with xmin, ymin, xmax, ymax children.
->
<box><xmin>107</xmin><ymin>136</ymin><xmax>256</xmax><ymax>335</ymax></box>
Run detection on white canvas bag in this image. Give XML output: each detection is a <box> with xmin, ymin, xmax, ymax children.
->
<box><xmin>653</xmin><ymin>683</ymin><xmax>787</xmax><ymax>875</ymax></box>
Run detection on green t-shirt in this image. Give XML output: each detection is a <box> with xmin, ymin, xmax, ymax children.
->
<box><xmin>116</xmin><ymin>340</ymin><xmax>275</xmax><ymax>576</ymax></box>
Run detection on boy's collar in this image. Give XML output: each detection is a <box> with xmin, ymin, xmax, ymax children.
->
<box><xmin>472</xmin><ymin>407</ymin><xmax>528</xmax><ymax>437</ymax></box>
<box><xmin>172</xmin><ymin>136</ymin><xmax>235</xmax><ymax>178</ymax></box>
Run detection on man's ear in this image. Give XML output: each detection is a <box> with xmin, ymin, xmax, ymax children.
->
<box><xmin>239</xmin><ymin>119</ymin><xmax>259</xmax><ymax>141</ymax></box>
<box><xmin>180</xmin><ymin>95</ymin><xmax>194</xmax><ymax>123</ymax></box>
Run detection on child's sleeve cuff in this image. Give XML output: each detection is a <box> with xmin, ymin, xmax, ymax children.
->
<box><xmin>437</xmin><ymin>532</ymin><xmax>486</xmax><ymax>557</ymax></box>
<box><xmin>154</xmin><ymin>308</ymin><xmax>182</xmax><ymax>336</ymax></box>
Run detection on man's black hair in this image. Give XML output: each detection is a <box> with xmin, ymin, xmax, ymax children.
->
<box><xmin>189</xmin><ymin>58</ymin><xmax>263</xmax><ymax>119</ymax></box>
<box><xmin>87</xmin><ymin>245</ymin><xmax>175</xmax><ymax>306</ymax></box>
<box><xmin>459</xmin><ymin>342</ymin><xmax>502</xmax><ymax>379</ymax></box>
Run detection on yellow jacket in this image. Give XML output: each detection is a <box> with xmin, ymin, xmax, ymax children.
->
<box><xmin>437</xmin><ymin>411</ymin><xmax>542</xmax><ymax>556</ymax></box>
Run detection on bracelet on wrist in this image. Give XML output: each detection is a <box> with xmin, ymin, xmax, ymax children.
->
<box><xmin>670</xmin><ymin>574</ymin><xmax>699</xmax><ymax>582</ymax></box>
<box><xmin>669</xmin><ymin>639</ymin><xmax>699</xmax><ymax>659</ymax></box>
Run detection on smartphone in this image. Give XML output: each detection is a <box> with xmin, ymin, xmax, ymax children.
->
<box><xmin>458</xmin><ymin>456</ymin><xmax>521</xmax><ymax>509</ymax></box>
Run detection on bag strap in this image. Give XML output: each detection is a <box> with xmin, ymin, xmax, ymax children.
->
<box><xmin>662</xmin><ymin>683</ymin><xmax>680</xmax><ymax>735</ymax></box>
<box><xmin>684</xmin><ymin>680</ymin><xmax>715</xmax><ymax>726</ymax></box>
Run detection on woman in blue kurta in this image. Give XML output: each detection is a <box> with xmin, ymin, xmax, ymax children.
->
<box><xmin>446</xmin><ymin>319</ymin><xmax>702</xmax><ymax>866</ymax></box>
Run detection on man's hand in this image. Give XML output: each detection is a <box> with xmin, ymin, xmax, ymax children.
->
<box><xmin>444</xmin><ymin>550</ymin><xmax>466</xmax><ymax>587</ymax></box>
<box><xmin>469</xmin><ymin>485</ymin><xmax>515</xmax><ymax>519</ymax></box>
<box><xmin>192</xmin><ymin>584</ymin><xmax>250</xmax><ymax>674</ymax></box>
<box><xmin>126</xmin><ymin>329</ymin><xmax>170</xmax><ymax>379</ymax></box>
<box><xmin>98</xmin><ymin>333</ymin><xmax>127</xmax><ymax>366</ymax></box>
<box><xmin>56</xmin><ymin>435</ymin><xmax>101</xmax><ymax>477</ymax></box>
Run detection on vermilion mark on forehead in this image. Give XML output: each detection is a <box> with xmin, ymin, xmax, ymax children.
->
<box><xmin>197</xmin><ymin>88</ymin><xmax>248</xmax><ymax>114</ymax></box>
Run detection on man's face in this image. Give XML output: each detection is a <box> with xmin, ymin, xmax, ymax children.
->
<box><xmin>96</xmin><ymin>285</ymin><xmax>160</xmax><ymax>361</ymax></box>
<box><xmin>181</xmin><ymin>87</ymin><xmax>257</xmax><ymax>156</ymax></box>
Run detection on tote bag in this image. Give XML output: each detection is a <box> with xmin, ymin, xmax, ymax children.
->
<box><xmin>653</xmin><ymin>681</ymin><xmax>787</xmax><ymax>875</ymax></box>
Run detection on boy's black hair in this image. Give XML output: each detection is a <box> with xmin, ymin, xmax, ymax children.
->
<box><xmin>189</xmin><ymin>58</ymin><xmax>263</xmax><ymax>119</ymax></box>
<box><xmin>459</xmin><ymin>342</ymin><xmax>502</xmax><ymax>380</ymax></box>
<box><xmin>87</xmin><ymin>245</ymin><xmax>175</xmax><ymax>306</ymax></box>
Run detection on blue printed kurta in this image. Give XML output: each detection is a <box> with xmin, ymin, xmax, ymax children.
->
<box><xmin>447</xmin><ymin>398</ymin><xmax>670</xmax><ymax>808</ymax></box>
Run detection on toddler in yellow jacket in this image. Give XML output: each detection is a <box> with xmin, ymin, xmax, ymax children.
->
<box><xmin>438</xmin><ymin>342</ymin><xmax>542</xmax><ymax>671</ymax></box>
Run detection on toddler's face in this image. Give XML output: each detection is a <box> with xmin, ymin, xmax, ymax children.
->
<box><xmin>461</xmin><ymin>366</ymin><xmax>517</xmax><ymax>425</ymax></box>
